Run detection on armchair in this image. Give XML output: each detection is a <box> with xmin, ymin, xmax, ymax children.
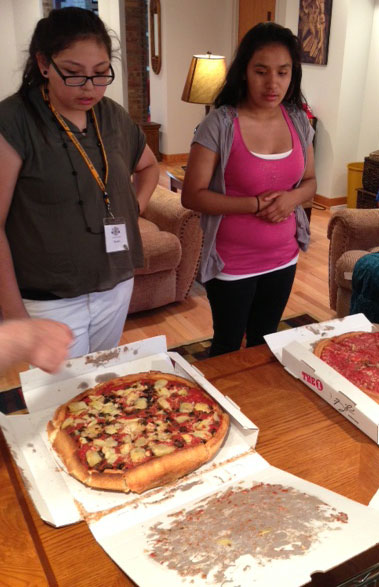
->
<box><xmin>129</xmin><ymin>185</ymin><xmax>203</xmax><ymax>314</ymax></box>
<box><xmin>327</xmin><ymin>208</ymin><xmax>379</xmax><ymax>317</ymax></box>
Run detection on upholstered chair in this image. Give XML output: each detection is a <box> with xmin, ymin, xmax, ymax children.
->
<box><xmin>327</xmin><ymin>208</ymin><xmax>379</xmax><ymax>317</ymax></box>
<box><xmin>129</xmin><ymin>186</ymin><xmax>203</xmax><ymax>313</ymax></box>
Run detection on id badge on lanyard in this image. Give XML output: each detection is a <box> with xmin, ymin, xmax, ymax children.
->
<box><xmin>103</xmin><ymin>217</ymin><xmax>129</xmax><ymax>252</ymax></box>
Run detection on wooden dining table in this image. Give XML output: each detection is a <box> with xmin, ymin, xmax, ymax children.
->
<box><xmin>1</xmin><ymin>344</ymin><xmax>378</xmax><ymax>586</ymax></box>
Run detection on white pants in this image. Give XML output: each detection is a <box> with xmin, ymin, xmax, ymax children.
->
<box><xmin>23</xmin><ymin>279</ymin><xmax>134</xmax><ymax>359</ymax></box>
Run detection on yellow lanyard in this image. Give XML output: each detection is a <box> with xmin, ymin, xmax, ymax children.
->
<box><xmin>41</xmin><ymin>86</ymin><xmax>113</xmax><ymax>215</ymax></box>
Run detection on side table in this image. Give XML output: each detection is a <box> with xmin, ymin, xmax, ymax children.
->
<box><xmin>139</xmin><ymin>121</ymin><xmax>161</xmax><ymax>161</ymax></box>
<box><xmin>167</xmin><ymin>166</ymin><xmax>186</xmax><ymax>192</ymax></box>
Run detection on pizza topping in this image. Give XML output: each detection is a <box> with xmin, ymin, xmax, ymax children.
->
<box><xmin>62</xmin><ymin>417</ymin><xmax>74</xmax><ymax>429</ymax></box>
<box><xmin>86</xmin><ymin>450</ymin><xmax>102</xmax><ymax>467</ymax></box>
<box><xmin>194</xmin><ymin>402</ymin><xmax>211</xmax><ymax>412</ymax></box>
<box><xmin>84</xmin><ymin>423</ymin><xmax>102</xmax><ymax>438</ymax></box>
<box><xmin>134</xmin><ymin>397</ymin><xmax>148</xmax><ymax>410</ymax></box>
<box><xmin>157</xmin><ymin>397</ymin><xmax>171</xmax><ymax>411</ymax></box>
<box><xmin>130</xmin><ymin>447</ymin><xmax>147</xmax><ymax>463</ymax></box>
<box><xmin>69</xmin><ymin>401</ymin><xmax>87</xmax><ymax>413</ymax></box>
<box><xmin>120</xmin><ymin>442</ymin><xmax>132</xmax><ymax>455</ymax></box>
<box><xmin>175</xmin><ymin>415</ymin><xmax>189</xmax><ymax>423</ymax></box>
<box><xmin>179</xmin><ymin>402</ymin><xmax>194</xmax><ymax>413</ymax></box>
<box><xmin>151</xmin><ymin>443</ymin><xmax>176</xmax><ymax>457</ymax></box>
<box><xmin>154</xmin><ymin>378</ymin><xmax>169</xmax><ymax>390</ymax></box>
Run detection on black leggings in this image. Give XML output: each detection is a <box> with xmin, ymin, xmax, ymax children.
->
<box><xmin>205</xmin><ymin>264</ymin><xmax>297</xmax><ymax>357</ymax></box>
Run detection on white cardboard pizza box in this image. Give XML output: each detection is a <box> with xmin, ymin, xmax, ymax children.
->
<box><xmin>0</xmin><ymin>335</ymin><xmax>258</xmax><ymax>527</ymax></box>
<box><xmin>264</xmin><ymin>313</ymin><xmax>379</xmax><ymax>445</ymax></box>
<box><xmin>1</xmin><ymin>334</ymin><xmax>379</xmax><ymax>584</ymax></box>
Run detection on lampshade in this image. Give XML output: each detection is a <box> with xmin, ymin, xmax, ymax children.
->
<box><xmin>181</xmin><ymin>53</ymin><xmax>226</xmax><ymax>106</ymax></box>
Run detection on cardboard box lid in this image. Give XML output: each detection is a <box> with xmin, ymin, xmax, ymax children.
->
<box><xmin>89</xmin><ymin>455</ymin><xmax>379</xmax><ymax>587</ymax></box>
<box><xmin>0</xmin><ymin>336</ymin><xmax>258</xmax><ymax>527</ymax></box>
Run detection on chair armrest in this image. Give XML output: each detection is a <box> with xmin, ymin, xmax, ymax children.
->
<box><xmin>142</xmin><ymin>185</ymin><xmax>203</xmax><ymax>300</ymax></box>
<box><xmin>142</xmin><ymin>186</ymin><xmax>197</xmax><ymax>236</ymax></box>
<box><xmin>335</xmin><ymin>250</ymin><xmax>370</xmax><ymax>292</ymax></box>
<box><xmin>327</xmin><ymin>209</ymin><xmax>379</xmax><ymax>309</ymax></box>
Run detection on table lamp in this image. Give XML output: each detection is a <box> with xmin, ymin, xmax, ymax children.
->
<box><xmin>181</xmin><ymin>52</ymin><xmax>226</xmax><ymax>115</ymax></box>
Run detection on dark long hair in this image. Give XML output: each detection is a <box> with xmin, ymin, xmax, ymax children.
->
<box><xmin>18</xmin><ymin>7</ymin><xmax>112</xmax><ymax>127</ymax></box>
<box><xmin>215</xmin><ymin>22</ymin><xmax>304</xmax><ymax>109</ymax></box>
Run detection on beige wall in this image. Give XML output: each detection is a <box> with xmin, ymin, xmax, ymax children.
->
<box><xmin>149</xmin><ymin>0</ymin><xmax>238</xmax><ymax>156</ymax></box>
<box><xmin>357</xmin><ymin>1</ymin><xmax>379</xmax><ymax>159</ymax></box>
<box><xmin>98</xmin><ymin>0</ymin><xmax>128</xmax><ymax>108</ymax></box>
<box><xmin>277</xmin><ymin>0</ymin><xmax>378</xmax><ymax>199</ymax></box>
<box><xmin>0</xmin><ymin>0</ymin><xmax>42</xmax><ymax>100</ymax></box>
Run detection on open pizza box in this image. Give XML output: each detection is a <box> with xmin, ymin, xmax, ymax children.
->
<box><xmin>0</xmin><ymin>335</ymin><xmax>258</xmax><ymax>528</ymax></box>
<box><xmin>264</xmin><ymin>313</ymin><xmax>379</xmax><ymax>445</ymax></box>
<box><xmin>1</xmin><ymin>334</ymin><xmax>379</xmax><ymax>585</ymax></box>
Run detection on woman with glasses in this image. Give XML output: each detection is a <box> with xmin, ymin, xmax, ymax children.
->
<box><xmin>0</xmin><ymin>7</ymin><xmax>159</xmax><ymax>358</ymax></box>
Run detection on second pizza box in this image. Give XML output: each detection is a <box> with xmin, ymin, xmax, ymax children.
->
<box><xmin>264</xmin><ymin>313</ymin><xmax>379</xmax><ymax>445</ymax></box>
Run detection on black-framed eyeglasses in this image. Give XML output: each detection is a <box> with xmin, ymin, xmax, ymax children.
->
<box><xmin>50</xmin><ymin>59</ymin><xmax>115</xmax><ymax>87</ymax></box>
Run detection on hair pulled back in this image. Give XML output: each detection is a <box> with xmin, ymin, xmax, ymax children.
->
<box><xmin>215</xmin><ymin>22</ymin><xmax>304</xmax><ymax>110</ymax></box>
<box><xmin>19</xmin><ymin>7</ymin><xmax>112</xmax><ymax>97</ymax></box>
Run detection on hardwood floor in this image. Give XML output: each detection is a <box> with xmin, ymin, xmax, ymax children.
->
<box><xmin>120</xmin><ymin>162</ymin><xmax>336</xmax><ymax>349</ymax></box>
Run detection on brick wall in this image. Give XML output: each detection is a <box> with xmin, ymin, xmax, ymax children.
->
<box><xmin>124</xmin><ymin>0</ymin><xmax>149</xmax><ymax>123</ymax></box>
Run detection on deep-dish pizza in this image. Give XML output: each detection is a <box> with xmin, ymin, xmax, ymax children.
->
<box><xmin>47</xmin><ymin>371</ymin><xmax>229</xmax><ymax>493</ymax></box>
<box><xmin>314</xmin><ymin>331</ymin><xmax>379</xmax><ymax>401</ymax></box>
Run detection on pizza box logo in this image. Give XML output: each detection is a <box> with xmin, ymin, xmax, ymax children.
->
<box><xmin>301</xmin><ymin>371</ymin><xmax>323</xmax><ymax>391</ymax></box>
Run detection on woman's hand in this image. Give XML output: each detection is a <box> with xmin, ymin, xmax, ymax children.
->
<box><xmin>256</xmin><ymin>190</ymin><xmax>295</xmax><ymax>223</ymax></box>
<box><xmin>256</xmin><ymin>143</ymin><xmax>317</xmax><ymax>223</ymax></box>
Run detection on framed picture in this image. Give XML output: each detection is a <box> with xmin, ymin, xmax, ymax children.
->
<box><xmin>298</xmin><ymin>0</ymin><xmax>333</xmax><ymax>65</ymax></box>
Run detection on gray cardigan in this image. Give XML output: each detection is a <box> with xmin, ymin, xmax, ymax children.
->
<box><xmin>192</xmin><ymin>103</ymin><xmax>315</xmax><ymax>283</ymax></box>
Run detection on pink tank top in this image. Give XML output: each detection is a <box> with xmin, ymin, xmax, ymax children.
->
<box><xmin>216</xmin><ymin>105</ymin><xmax>304</xmax><ymax>275</ymax></box>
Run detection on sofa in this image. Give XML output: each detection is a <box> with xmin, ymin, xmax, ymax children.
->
<box><xmin>327</xmin><ymin>208</ymin><xmax>379</xmax><ymax>317</ymax></box>
<box><xmin>128</xmin><ymin>185</ymin><xmax>203</xmax><ymax>314</ymax></box>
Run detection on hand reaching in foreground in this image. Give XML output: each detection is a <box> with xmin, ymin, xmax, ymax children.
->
<box><xmin>0</xmin><ymin>318</ymin><xmax>73</xmax><ymax>373</ymax></box>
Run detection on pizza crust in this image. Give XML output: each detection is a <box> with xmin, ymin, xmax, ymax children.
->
<box><xmin>313</xmin><ymin>331</ymin><xmax>368</xmax><ymax>357</ymax></box>
<box><xmin>47</xmin><ymin>371</ymin><xmax>230</xmax><ymax>494</ymax></box>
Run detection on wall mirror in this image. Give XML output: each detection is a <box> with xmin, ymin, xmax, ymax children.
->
<box><xmin>150</xmin><ymin>0</ymin><xmax>162</xmax><ymax>74</ymax></box>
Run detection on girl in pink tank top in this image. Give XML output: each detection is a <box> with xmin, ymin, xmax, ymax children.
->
<box><xmin>217</xmin><ymin>106</ymin><xmax>304</xmax><ymax>275</ymax></box>
<box><xmin>182</xmin><ymin>22</ymin><xmax>316</xmax><ymax>357</ymax></box>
